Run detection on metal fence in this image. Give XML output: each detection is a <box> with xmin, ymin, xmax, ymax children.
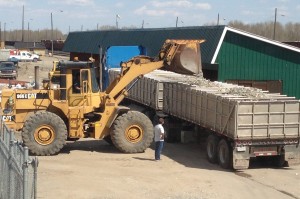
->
<box><xmin>0</xmin><ymin>119</ymin><xmax>38</xmax><ymax>199</ymax></box>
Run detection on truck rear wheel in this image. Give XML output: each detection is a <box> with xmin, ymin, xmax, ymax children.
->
<box><xmin>111</xmin><ymin>111</ymin><xmax>154</xmax><ymax>153</ymax></box>
<box><xmin>218</xmin><ymin>139</ymin><xmax>233</xmax><ymax>169</ymax></box>
<box><xmin>22</xmin><ymin>111</ymin><xmax>67</xmax><ymax>156</ymax></box>
<box><xmin>206</xmin><ymin>135</ymin><xmax>219</xmax><ymax>163</ymax></box>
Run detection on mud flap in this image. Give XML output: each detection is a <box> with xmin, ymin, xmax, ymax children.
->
<box><xmin>284</xmin><ymin>145</ymin><xmax>300</xmax><ymax>166</ymax></box>
<box><xmin>232</xmin><ymin>147</ymin><xmax>250</xmax><ymax>170</ymax></box>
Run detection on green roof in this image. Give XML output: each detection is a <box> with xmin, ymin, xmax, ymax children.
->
<box><xmin>63</xmin><ymin>26</ymin><xmax>226</xmax><ymax>63</ymax></box>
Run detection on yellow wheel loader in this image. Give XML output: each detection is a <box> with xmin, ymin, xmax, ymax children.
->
<box><xmin>1</xmin><ymin>39</ymin><xmax>204</xmax><ymax>155</ymax></box>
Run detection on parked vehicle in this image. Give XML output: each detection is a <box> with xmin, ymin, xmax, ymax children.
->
<box><xmin>0</xmin><ymin>62</ymin><xmax>18</xmax><ymax>79</ymax></box>
<box><xmin>9</xmin><ymin>50</ymin><xmax>40</xmax><ymax>62</ymax></box>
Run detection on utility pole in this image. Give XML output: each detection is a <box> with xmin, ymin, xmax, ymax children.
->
<box><xmin>51</xmin><ymin>12</ymin><xmax>53</xmax><ymax>56</ymax></box>
<box><xmin>142</xmin><ymin>20</ymin><xmax>144</xmax><ymax>29</ymax></box>
<box><xmin>217</xmin><ymin>13</ymin><xmax>219</xmax><ymax>25</ymax></box>
<box><xmin>3</xmin><ymin>22</ymin><xmax>6</xmax><ymax>42</ymax></box>
<box><xmin>116</xmin><ymin>14</ymin><xmax>121</xmax><ymax>29</ymax></box>
<box><xmin>0</xmin><ymin>22</ymin><xmax>2</xmax><ymax>42</ymax></box>
<box><xmin>27</xmin><ymin>21</ymin><xmax>29</xmax><ymax>42</ymax></box>
<box><xmin>176</xmin><ymin>17</ymin><xmax>178</xmax><ymax>27</ymax></box>
<box><xmin>22</xmin><ymin>5</ymin><xmax>24</xmax><ymax>42</ymax></box>
<box><xmin>273</xmin><ymin>8</ymin><xmax>277</xmax><ymax>40</ymax></box>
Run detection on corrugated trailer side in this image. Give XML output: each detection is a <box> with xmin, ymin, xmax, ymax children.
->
<box><xmin>163</xmin><ymin>82</ymin><xmax>300</xmax><ymax>140</ymax></box>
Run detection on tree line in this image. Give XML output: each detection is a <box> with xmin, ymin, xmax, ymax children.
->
<box><xmin>0</xmin><ymin>29</ymin><xmax>66</xmax><ymax>42</ymax></box>
<box><xmin>1</xmin><ymin>21</ymin><xmax>299</xmax><ymax>42</ymax></box>
<box><xmin>228</xmin><ymin>21</ymin><xmax>300</xmax><ymax>41</ymax></box>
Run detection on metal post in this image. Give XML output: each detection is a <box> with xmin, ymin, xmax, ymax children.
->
<box><xmin>34</xmin><ymin>66</ymin><xmax>40</xmax><ymax>89</ymax></box>
<box><xmin>99</xmin><ymin>46</ymin><xmax>103</xmax><ymax>91</ymax></box>
<box><xmin>273</xmin><ymin>8</ymin><xmax>277</xmax><ymax>40</ymax></box>
<box><xmin>51</xmin><ymin>12</ymin><xmax>53</xmax><ymax>56</ymax></box>
<box><xmin>33</xmin><ymin>157</ymin><xmax>38</xmax><ymax>199</ymax></box>
<box><xmin>8</xmin><ymin>129</ymin><xmax>14</xmax><ymax>199</ymax></box>
<box><xmin>23</xmin><ymin>147</ymin><xmax>29</xmax><ymax>199</ymax></box>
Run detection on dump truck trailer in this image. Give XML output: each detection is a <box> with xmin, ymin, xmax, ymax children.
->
<box><xmin>109</xmin><ymin>69</ymin><xmax>300</xmax><ymax>169</ymax></box>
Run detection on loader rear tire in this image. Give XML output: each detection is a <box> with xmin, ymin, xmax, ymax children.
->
<box><xmin>22</xmin><ymin>111</ymin><xmax>67</xmax><ymax>156</ymax></box>
<box><xmin>104</xmin><ymin>135</ymin><xmax>113</xmax><ymax>145</ymax></box>
<box><xmin>111</xmin><ymin>111</ymin><xmax>154</xmax><ymax>153</ymax></box>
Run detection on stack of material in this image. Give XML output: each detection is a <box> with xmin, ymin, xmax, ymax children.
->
<box><xmin>109</xmin><ymin>69</ymin><xmax>189</xmax><ymax>110</ymax></box>
<box><xmin>109</xmin><ymin>69</ymin><xmax>300</xmax><ymax>140</ymax></box>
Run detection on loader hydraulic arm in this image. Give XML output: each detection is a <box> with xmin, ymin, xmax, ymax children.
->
<box><xmin>104</xmin><ymin>39</ymin><xmax>205</xmax><ymax>104</ymax></box>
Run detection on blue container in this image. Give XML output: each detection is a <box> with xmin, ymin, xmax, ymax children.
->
<box><xmin>103</xmin><ymin>46</ymin><xmax>146</xmax><ymax>89</ymax></box>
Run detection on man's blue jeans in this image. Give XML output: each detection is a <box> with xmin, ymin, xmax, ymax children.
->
<box><xmin>155</xmin><ymin>141</ymin><xmax>164</xmax><ymax>160</ymax></box>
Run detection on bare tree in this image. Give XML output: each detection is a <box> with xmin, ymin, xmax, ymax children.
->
<box><xmin>228</xmin><ymin>21</ymin><xmax>300</xmax><ymax>41</ymax></box>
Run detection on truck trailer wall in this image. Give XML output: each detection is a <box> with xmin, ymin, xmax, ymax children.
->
<box><xmin>109</xmin><ymin>69</ymin><xmax>300</xmax><ymax>141</ymax></box>
<box><xmin>162</xmin><ymin>82</ymin><xmax>300</xmax><ymax>140</ymax></box>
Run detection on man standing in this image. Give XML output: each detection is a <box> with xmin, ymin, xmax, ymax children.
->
<box><xmin>154</xmin><ymin>118</ymin><xmax>165</xmax><ymax>161</ymax></box>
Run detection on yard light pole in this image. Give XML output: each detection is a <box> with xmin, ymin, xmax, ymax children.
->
<box><xmin>51</xmin><ymin>12</ymin><xmax>53</xmax><ymax>56</ymax></box>
<box><xmin>273</xmin><ymin>8</ymin><xmax>285</xmax><ymax>40</ymax></box>
<box><xmin>3</xmin><ymin>22</ymin><xmax>6</xmax><ymax>42</ymax></box>
<box><xmin>116</xmin><ymin>14</ymin><xmax>121</xmax><ymax>29</ymax></box>
<box><xmin>273</xmin><ymin>8</ymin><xmax>277</xmax><ymax>40</ymax></box>
<box><xmin>51</xmin><ymin>10</ymin><xmax>63</xmax><ymax>56</ymax></box>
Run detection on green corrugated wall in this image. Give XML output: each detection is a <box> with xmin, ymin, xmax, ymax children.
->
<box><xmin>217</xmin><ymin>31</ymin><xmax>300</xmax><ymax>99</ymax></box>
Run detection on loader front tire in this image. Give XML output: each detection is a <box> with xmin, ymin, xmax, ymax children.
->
<box><xmin>111</xmin><ymin>111</ymin><xmax>154</xmax><ymax>153</ymax></box>
<box><xmin>22</xmin><ymin>111</ymin><xmax>67</xmax><ymax>156</ymax></box>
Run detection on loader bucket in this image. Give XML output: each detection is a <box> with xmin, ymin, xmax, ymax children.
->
<box><xmin>164</xmin><ymin>39</ymin><xmax>205</xmax><ymax>75</ymax></box>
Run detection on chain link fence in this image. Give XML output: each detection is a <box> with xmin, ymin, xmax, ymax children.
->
<box><xmin>0</xmin><ymin>119</ymin><xmax>38</xmax><ymax>199</ymax></box>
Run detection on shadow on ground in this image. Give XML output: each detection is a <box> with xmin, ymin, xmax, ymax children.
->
<box><xmin>55</xmin><ymin>138</ymin><xmax>291</xmax><ymax>171</ymax></box>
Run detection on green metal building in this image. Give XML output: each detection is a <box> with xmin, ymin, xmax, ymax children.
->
<box><xmin>63</xmin><ymin>26</ymin><xmax>300</xmax><ymax>98</ymax></box>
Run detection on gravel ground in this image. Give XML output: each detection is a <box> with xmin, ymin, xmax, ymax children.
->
<box><xmin>15</xmin><ymin>56</ymin><xmax>300</xmax><ymax>199</ymax></box>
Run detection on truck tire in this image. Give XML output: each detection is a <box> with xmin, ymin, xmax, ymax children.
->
<box><xmin>163</xmin><ymin>118</ymin><xmax>181</xmax><ymax>143</ymax></box>
<box><xmin>111</xmin><ymin>111</ymin><xmax>154</xmax><ymax>153</ymax></box>
<box><xmin>274</xmin><ymin>155</ymin><xmax>287</xmax><ymax>167</ymax></box>
<box><xmin>22</xmin><ymin>111</ymin><xmax>67</xmax><ymax>156</ymax></box>
<box><xmin>104</xmin><ymin>135</ymin><xmax>113</xmax><ymax>145</ymax></box>
<box><xmin>218</xmin><ymin>139</ymin><xmax>233</xmax><ymax>169</ymax></box>
<box><xmin>33</xmin><ymin>58</ymin><xmax>38</xmax><ymax>62</ymax></box>
<box><xmin>206</xmin><ymin>135</ymin><xmax>219</xmax><ymax>163</ymax></box>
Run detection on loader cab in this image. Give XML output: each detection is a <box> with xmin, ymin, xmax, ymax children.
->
<box><xmin>53</xmin><ymin>60</ymin><xmax>101</xmax><ymax>106</ymax></box>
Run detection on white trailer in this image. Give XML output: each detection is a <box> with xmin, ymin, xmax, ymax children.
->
<box><xmin>109</xmin><ymin>69</ymin><xmax>300</xmax><ymax>169</ymax></box>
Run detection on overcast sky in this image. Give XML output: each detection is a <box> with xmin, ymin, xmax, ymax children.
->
<box><xmin>0</xmin><ymin>0</ymin><xmax>299</xmax><ymax>33</ymax></box>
